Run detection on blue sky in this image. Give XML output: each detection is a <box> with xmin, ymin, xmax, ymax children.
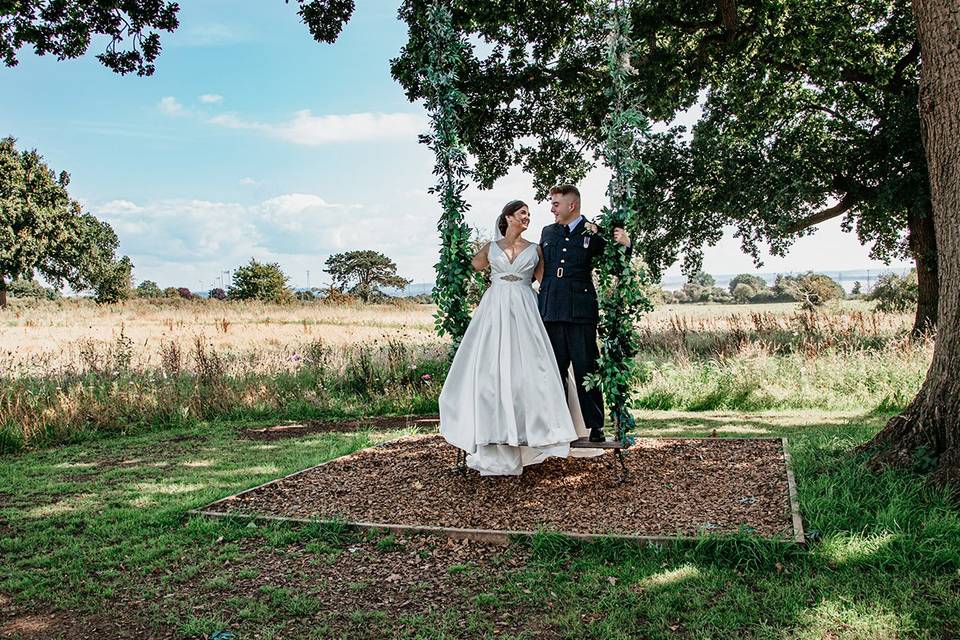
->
<box><xmin>2</xmin><ymin>0</ymin><xmax>911</xmax><ymax>291</ymax></box>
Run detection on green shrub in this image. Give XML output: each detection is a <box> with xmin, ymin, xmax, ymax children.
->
<box><xmin>870</xmin><ymin>270</ymin><xmax>918</xmax><ymax>313</ymax></box>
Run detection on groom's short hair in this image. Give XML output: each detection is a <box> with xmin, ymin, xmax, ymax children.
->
<box><xmin>549</xmin><ymin>184</ymin><xmax>580</xmax><ymax>202</ymax></box>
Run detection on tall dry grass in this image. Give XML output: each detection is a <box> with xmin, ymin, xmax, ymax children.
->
<box><xmin>632</xmin><ymin>307</ymin><xmax>931</xmax><ymax>412</ymax></box>
<box><xmin>0</xmin><ymin>298</ymin><xmax>931</xmax><ymax>451</ymax></box>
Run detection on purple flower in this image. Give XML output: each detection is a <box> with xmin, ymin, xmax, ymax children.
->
<box><xmin>288</xmin><ymin>353</ymin><xmax>303</xmax><ymax>363</ymax></box>
<box><xmin>421</xmin><ymin>373</ymin><xmax>432</xmax><ymax>384</ymax></box>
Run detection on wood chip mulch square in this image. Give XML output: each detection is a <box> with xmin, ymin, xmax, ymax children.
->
<box><xmin>203</xmin><ymin>435</ymin><xmax>798</xmax><ymax>540</ymax></box>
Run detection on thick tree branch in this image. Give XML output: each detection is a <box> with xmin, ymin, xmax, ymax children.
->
<box><xmin>717</xmin><ymin>0</ymin><xmax>738</xmax><ymax>32</ymax></box>
<box><xmin>889</xmin><ymin>40</ymin><xmax>921</xmax><ymax>92</ymax></box>
<box><xmin>783</xmin><ymin>192</ymin><xmax>859</xmax><ymax>233</ymax></box>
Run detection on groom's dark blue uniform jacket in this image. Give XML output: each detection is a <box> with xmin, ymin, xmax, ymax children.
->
<box><xmin>538</xmin><ymin>219</ymin><xmax>630</xmax><ymax>433</ymax></box>
<box><xmin>537</xmin><ymin>220</ymin><xmax>606</xmax><ymax>323</ymax></box>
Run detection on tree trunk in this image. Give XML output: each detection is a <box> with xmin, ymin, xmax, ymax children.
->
<box><xmin>908</xmin><ymin>201</ymin><xmax>939</xmax><ymax>336</ymax></box>
<box><xmin>0</xmin><ymin>275</ymin><xmax>6</xmax><ymax>309</ymax></box>
<box><xmin>865</xmin><ymin>0</ymin><xmax>960</xmax><ymax>492</ymax></box>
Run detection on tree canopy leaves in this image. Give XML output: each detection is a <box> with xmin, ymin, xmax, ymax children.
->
<box><xmin>0</xmin><ymin>137</ymin><xmax>130</xmax><ymax>306</ymax></box>
<box><xmin>228</xmin><ymin>259</ymin><xmax>293</xmax><ymax>304</ymax></box>
<box><xmin>1</xmin><ymin>1</ymin><xmax>180</xmax><ymax>76</ymax></box>
<box><xmin>390</xmin><ymin>0</ymin><xmax>925</xmax><ymax>282</ymax></box>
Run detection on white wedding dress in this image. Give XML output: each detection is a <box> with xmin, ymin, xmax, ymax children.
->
<box><xmin>439</xmin><ymin>240</ymin><xmax>599</xmax><ymax>476</ymax></box>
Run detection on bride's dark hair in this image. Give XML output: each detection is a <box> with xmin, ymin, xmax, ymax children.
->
<box><xmin>497</xmin><ymin>200</ymin><xmax>527</xmax><ymax>236</ymax></box>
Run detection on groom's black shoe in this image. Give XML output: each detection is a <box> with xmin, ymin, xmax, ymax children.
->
<box><xmin>588</xmin><ymin>427</ymin><xmax>606</xmax><ymax>443</ymax></box>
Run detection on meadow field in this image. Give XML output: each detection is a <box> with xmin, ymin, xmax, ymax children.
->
<box><xmin>0</xmin><ymin>297</ymin><xmax>932</xmax><ymax>451</ymax></box>
<box><xmin>2</xmin><ymin>297</ymin><xmax>958</xmax><ymax>638</ymax></box>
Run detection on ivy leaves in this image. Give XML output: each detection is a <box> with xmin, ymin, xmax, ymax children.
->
<box><xmin>422</xmin><ymin>5</ymin><xmax>475</xmax><ymax>358</ymax></box>
<box><xmin>592</xmin><ymin>2</ymin><xmax>654</xmax><ymax>444</ymax></box>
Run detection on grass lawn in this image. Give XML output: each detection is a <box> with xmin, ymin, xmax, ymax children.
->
<box><xmin>1</xmin><ymin>410</ymin><xmax>958</xmax><ymax>639</ymax></box>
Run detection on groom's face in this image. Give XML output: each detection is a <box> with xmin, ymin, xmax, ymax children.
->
<box><xmin>550</xmin><ymin>194</ymin><xmax>578</xmax><ymax>224</ymax></box>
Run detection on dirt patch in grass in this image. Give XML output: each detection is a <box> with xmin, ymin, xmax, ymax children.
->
<box><xmin>0</xmin><ymin>607</ymin><xmax>165</xmax><ymax>640</ymax></box>
<box><xmin>207</xmin><ymin>435</ymin><xmax>796</xmax><ymax>539</ymax></box>
<box><xmin>0</xmin><ymin>533</ymin><xmax>541</xmax><ymax>639</ymax></box>
<box><xmin>239</xmin><ymin>414</ymin><xmax>441</xmax><ymax>441</ymax></box>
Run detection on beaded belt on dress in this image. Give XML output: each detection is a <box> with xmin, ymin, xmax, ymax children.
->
<box><xmin>492</xmin><ymin>274</ymin><xmax>530</xmax><ymax>285</ymax></box>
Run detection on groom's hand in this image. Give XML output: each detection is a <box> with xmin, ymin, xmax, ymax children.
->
<box><xmin>613</xmin><ymin>227</ymin><xmax>631</xmax><ymax>247</ymax></box>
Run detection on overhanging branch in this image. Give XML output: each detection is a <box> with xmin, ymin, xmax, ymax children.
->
<box><xmin>783</xmin><ymin>192</ymin><xmax>859</xmax><ymax>234</ymax></box>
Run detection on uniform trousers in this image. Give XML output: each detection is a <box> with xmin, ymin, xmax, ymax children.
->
<box><xmin>544</xmin><ymin>321</ymin><xmax>604</xmax><ymax>430</ymax></box>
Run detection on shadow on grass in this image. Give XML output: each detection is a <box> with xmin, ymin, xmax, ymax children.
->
<box><xmin>495</xmin><ymin>411</ymin><xmax>959</xmax><ymax>638</ymax></box>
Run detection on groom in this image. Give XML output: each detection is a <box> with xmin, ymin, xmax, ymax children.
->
<box><xmin>538</xmin><ymin>184</ymin><xmax>631</xmax><ymax>442</ymax></box>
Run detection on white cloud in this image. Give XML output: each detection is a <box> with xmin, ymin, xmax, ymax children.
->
<box><xmin>176</xmin><ymin>24</ymin><xmax>248</xmax><ymax>47</ymax></box>
<box><xmin>239</xmin><ymin>177</ymin><xmax>258</xmax><ymax>186</ymax></box>
<box><xmin>91</xmin><ymin>194</ymin><xmax>426</xmax><ymax>288</ymax></box>
<box><xmin>199</xmin><ymin>94</ymin><xmax>224</xmax><ymax>104</ymax></box>
<box><xmin>99</xmin><ymin>199</ymin><xmax>144</xmax><ymax>214</ymax></box>
<box><xmin>93</xmin><ymin>167</ymin><xmax>913</xmax><ymax>291</ymax></box>
<box><xmin>209</xmin><ymin>110</ymin><xmax>426</xmax><ymax>145</ymax></box>
<box><xmin>158</xmin><ymin>97</ymin><xmax>187</xmax><ymax>117</ymax></box>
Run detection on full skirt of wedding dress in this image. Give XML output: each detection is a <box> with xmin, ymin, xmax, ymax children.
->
<box><xmin>439</xmin><ymin>279</ymin><xmax>600</xmax><ymax>476</ymax></box>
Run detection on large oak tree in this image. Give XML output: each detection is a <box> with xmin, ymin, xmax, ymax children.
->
<box><xmin>864</xmin><ymin>0</ymin><xmax>959</xmax><ymax>488</ymax></box>
<box><xmin>389</xmin><ymin>0</ymin><xmax>937</xmax><ymax>336</ymax></box>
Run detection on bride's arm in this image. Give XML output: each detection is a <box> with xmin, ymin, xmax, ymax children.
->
<box><xmin>471</xmin><ymin>242</ymin><xmax>492</xmax><ymax>271</ymax></box>
<box><xmin>534</xmin><ymin>245</ymin><xmax>545</xmax><ymax>283</ymax></box>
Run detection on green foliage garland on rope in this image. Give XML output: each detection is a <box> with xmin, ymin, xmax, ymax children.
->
<box><xmin>589</xmin><ymin>0</ymin><xmax>655</xmax><ymax>444</ymax></box>
<box><xmin>421</xmin><ymin>3</ymin><xmax>475</xmax><ymax>358</ymax></box>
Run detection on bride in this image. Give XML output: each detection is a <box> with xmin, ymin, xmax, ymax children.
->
<box><xmin>439</xmin><ymin>200</ymin><xmax>594</xmax><ymax>476</ymax></box>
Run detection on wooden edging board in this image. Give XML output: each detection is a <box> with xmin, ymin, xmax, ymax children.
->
<box><xmin>188</xmin><ymin>434</ymin><xmax>806</xmax><ymax>547</ymax></box>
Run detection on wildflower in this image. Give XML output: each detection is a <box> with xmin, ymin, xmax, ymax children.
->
<box><xmin>421</xmin><ymin>374</ymin><xmax>432</xmax><ymax>384</ymax></box>
<box><xmin>287</xmin><ymin>353</ymin><xmax>303</xmax><ymax>363</ymax></box>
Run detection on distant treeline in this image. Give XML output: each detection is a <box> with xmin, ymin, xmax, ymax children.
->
<box><xmin>654</xmin><ymin>270</ymin><xmax>918</xmax><ymax>310</ymax></box>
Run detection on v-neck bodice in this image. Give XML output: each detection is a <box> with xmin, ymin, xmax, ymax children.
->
<box><xmin>489</xmin><ymin>241</ymin><xmax>538</xmax><ymax>283</ymax></box>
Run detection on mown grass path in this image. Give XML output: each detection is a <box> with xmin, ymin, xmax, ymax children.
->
<box><xmin>1</xmin><ymin>411</ymin><xmax>958</xmax><ymax>639</ymax></box>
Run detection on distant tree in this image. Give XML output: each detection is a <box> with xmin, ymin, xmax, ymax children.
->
<box><xmin>295</xmin><ymin>290</ymin><xmax>316</xmax><ymax>302</ymax></box>
<box><xmin>176</xmin><ymin>287</ymin><xmax>193</xmax><ymax>300</ymax></box>
<box><xmin>208</xmin><ymin>287</ymin><xmax>227</xmax><ymax>301</ymax></box>
<box><xmin>324</xmin><ymin>250</ymin><xmax>412</xmax><ymax>303</ymax></box>
<box><xmin>136</xmin><ymin>280</ymin><xmax>163</xmax><ymax>299</ymax></box>
<box><xmin>708</xmin><ymin>287</ymin><xmax>733</xmax><ymax>304</ymax></box>
<box><xmin>750</xmin><ymin>290</ymin><xmax>780</xmax><ymax>304</ymax></box>
<box><xmin>688</xmin><ymin>271</ymin><xmax>715</xmax><ymax>288</ymax></box>
<box><xmin>728</xmin><ymin>274</ymin><xmax>768</xmax><ymax>295</ymax></box>
<box><xmin>680</xmin><ymin>272</ymin><xmax>718</xmax><ymax>303</ymax></box>
<box><xmin>94</xmin><ymin>256</ymin><xmax>134</xmax><ymax>304</ymax></box>
<box><xmin>775</xmin><ymin>273</ymin><xmax>845</xmax><ymax>310</ymax></box>
<box><xmin>871</xmin><ymin>270</ymin><xmax>919</xmax><ymax>314</ymax></box>
<box><xmin>852</xmin><ymin>281</ymin><xmax>863</xmax><ymax>296</ymax></box>
<box><xmin>8</xmin><ymin>278</ymin><xmax>59</xmax><ymax>300</ymax></box>
<box><xmin>1</xmin><ymin>137</ymin><xmax>130</xmax><ymax>308</ymax></box>
<box><xmin>228</xmin><ymin>259</ymin><xmax>293</xmax><ymax>304</ymax></box>
<box><xmin>162</xmin><ymin>287</ymin><xmax>179</xmax><ymax>299</ymax></box>
<box><xmin>732</xmin><ymin>283</ymin><xmax>756</xmax><ymax>304</ymax></box>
